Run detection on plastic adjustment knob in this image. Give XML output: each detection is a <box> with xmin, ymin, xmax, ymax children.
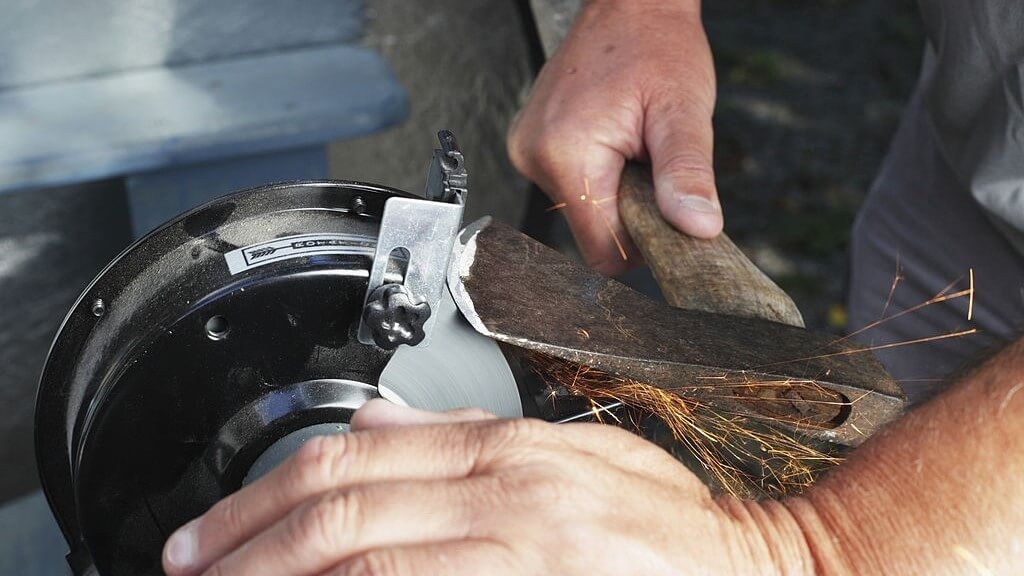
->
<box><xmin>362</xmin><ymin>284</ymin><xmax>432</xmax><ymax>349</ymax></box>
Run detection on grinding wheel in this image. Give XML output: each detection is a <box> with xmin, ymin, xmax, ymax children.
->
<box><xmin>35</xmin><ymin>179</ymin><xmax>523</xmax><ymax>576</ymax></box>
<box><xmin>381</xmin><ymin>288</ymin><xmax>521</xmax><ymax>416</ymax></box>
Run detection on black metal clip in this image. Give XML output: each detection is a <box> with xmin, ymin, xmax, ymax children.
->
<box><xmin>425</xmin><ymin>129</ymin><xmax>468</xmax><ymax>204</ymax></box>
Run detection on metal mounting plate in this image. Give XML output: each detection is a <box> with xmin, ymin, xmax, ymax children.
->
<box><xmin>357</xmin><ymin>196</ymin><xmax>464</xmax><ymax>347</ymax></box>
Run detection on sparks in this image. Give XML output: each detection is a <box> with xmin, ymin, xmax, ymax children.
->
<box><xmin>544</xmin><ymin>176</ymin><xmax>629</xmax><ymax>262</ymax></box>
<box><xmin>967</xmin><ymin>268</ymin><xmax>975</xmax><ymax>321</ymax></box>
<box><xmin>594</xmin><ymin>203</ymin><xmax>629</xmax><ymax>262</ymax></box>
<box><xmin>832</xmin><ymin>277</ymin><xmax>975</xmax><ymax>348</ymax></box>
<box><xmin>764</xmin><ymin>328</ymin><xmax>979</xmax><ymax>369</ymax></box>
<box><xmin>529</xmin><ymin>354</ymin><xmax>842</xmax><ymax>498</ymax></box>
<box><xmin>879</xmin><ymin>254</ymin><xmax>903</xmax><ymax>320</ymax></box>
<box><xmin>556</xmin><ymin>399</ymin><xmax>625</xmax><ymax>425</ymax></box>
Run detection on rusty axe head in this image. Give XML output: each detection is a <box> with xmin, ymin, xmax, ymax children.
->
<box><xmin>448</xmin><ymin>218</ymin><xmax>904</xmax><ymax>447</ymax></box>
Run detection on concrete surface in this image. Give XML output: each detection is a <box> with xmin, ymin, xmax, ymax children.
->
<box><xmin>329</xmin><ymin>0</ymin><xmax>536</xmax><ymax>227</ymax></box>
<box><xmin>1</xmin><ymin>45</ymin><xmax>405</xmax><ymax>193</ymax></box>
<box><xmin>0</xmin><ymin>0</ymin><xmax>363</xmax><ymax>90</ymax></box>
<box><xmin>0</xmin><ymin>491</ymin><xmax>68</xmax><ymax>575</ymax></box>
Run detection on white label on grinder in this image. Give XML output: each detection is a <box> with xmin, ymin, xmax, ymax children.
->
<box><xmin>225</xmin><ymin>233</ymin><xmax>375</xmax><ymax>274</ymax></box>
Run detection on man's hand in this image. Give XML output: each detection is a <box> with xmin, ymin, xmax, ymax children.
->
<box><xmin>162</xmin><ymin>333</ymin><xmax>1024</xmax><ymax>575</ymax></box>
<box><xmin>508</xmin><ymin>0</ymin><xmax>720</xmax><ymax>275</ymax></box>
<box><xmin>162</xmin><ymin>401</ymin><xmax>808</xmax><ymax>575</ymax></box>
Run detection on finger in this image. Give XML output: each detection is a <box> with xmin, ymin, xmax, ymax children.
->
<box><xmin>557</xmin><ymin>150</ymin><xmax>640</xmax><ymax>276</ymax></box>
<box><xmin>644</xmin><ymin>88</ymin><xmax>723</xmax><ymax>240</ymax></box>
<box><xmin>511</xmin><ymin>130</ymin><xmax>639</xmax><ymax>275</ymax></box>
<box><xmin>202</xmin><ymin>480</ymin><xmax>483</xmax><ymax>576</ymax></box>
<box><xmin>319</xmin><ymin>539</ymin><xmax>520</xmax><ymax>576</ymax></box>
<box><xmin>164</xmin><ymin>421</ymin><xmax>503</xmax><ymax>574</ymax></box>
<box><xmin>350</xmin><ymin>399</ymin><xmax>496</xmax><ymax>431</ymax></box>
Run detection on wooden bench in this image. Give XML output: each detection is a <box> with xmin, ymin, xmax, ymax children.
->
<box><xmin>0</xmin><ymin>0</ymin><xmax>407</xmax><ymax>235</ymax></box>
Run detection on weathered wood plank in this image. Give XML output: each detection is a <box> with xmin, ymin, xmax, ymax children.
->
<box><xmin>0</xmin><ymin>45</ymin><xmax>406</xmax><ymax>194</ymax></box>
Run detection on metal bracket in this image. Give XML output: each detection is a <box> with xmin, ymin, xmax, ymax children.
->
<box><xmin>425</xmin><ymin>129</ymin><xmax>468</xmax><ymax>203</ymax></box>
<box><xmin>358</xmin><ymin>130</ymin><xmax>467</xmax><ymax>349</ymax></box>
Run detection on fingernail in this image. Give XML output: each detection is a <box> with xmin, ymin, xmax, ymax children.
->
<box><xmin>677</xmin><ymin>194</ymin><xmax>720</xmax><ymax>214</ymax></box>
<box><xmin>165</xmin><ymin>519</ymin><xmax>199</xmax><ymax>570</ymax></box>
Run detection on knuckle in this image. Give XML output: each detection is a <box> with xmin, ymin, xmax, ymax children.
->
<box><xmin>506</xmin><ymin>115</ymin><xmax>528</xmax><ymax>170</ymax></box>
<box><xmin>646</xmin><ymin>72</ymin><xmax>715</xmax><ymax>113</ymax></box>
<box><xmin>464</xmin><ymin>420</ymin><xmax>537</xmax><ymax>471</ymax></box>
<box><xmin>659</xmin><ymin>150</ymin><xmax>716</xmax><ymax>186</ymax></box>
<box><xmin>290</xmin><ymin>434</ymin><xmax>351</xmax><ymax>488</ymax></box>
<box><xmin>482</xmin><ymin>418</ymin><xmax>548</xmax><ymax>451</ymax></box>
<box><xmin>291</xmin><ymin>490</ymin><xmax>363</xmax><ymax>552</ymax></box>
<box><xmin>645</xmin><ymin>98</ymin><xmax>714</xmax><ymax>147</ymax></box>
<box><xmin>529</xmin><ymin>130</ymin><xmax>574</xmax><ymax>176</ymax></box>
<box><xmin>207</xmin><ymin>494</ymin><xmax>245</xmax><ymax>537</ymax></box>
<box><xmin>523</xmin><ymin>467</ymin><xmax>576</xmax><ymax>506</ymax></box>
<box><xmin>508</xmin><ymin>122</ymin><xmax>575</xmax><ymax>183</ymax></box>
<box><xmin>481</xmin><ymin>464</ymin><xmax>574</xmax><ymax>513</ymax></box>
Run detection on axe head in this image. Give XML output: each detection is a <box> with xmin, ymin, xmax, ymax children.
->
<box><xmin>448</xmin><ymin>218</ymin><xmax>904</xmax><ymax>447</ymax></box>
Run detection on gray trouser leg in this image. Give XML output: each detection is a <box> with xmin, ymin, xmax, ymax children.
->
<box><xmin>849</xmin><ymin>85</ymin><xmax>1024</xmax><ymax>405</ymax></box>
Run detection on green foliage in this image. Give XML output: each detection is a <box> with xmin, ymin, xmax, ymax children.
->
<box><xmin>776</xmin><ymin>205</ymin><xmax>856</xmax><ymax>257</ymax></box>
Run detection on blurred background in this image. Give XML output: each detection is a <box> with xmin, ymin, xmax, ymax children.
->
<box><xmin>0</xmin><ymin>0</ymin><xmax>922</xmax><ymax>546</ymax></box>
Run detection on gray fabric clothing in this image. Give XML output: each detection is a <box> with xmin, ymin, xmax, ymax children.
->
<box><xmin>917</xmin><ymin>0</ymin><xmax>1024</xmax><ymax>250</ymax></box>
<box><xmin>849</xmin><ymin>61</ymin><xmax>1024</xmax><ymax>405</ymax></box>
<box><xmin>848</xmin><ymin>1</ymin><xmax>1024</xmax><ymax>404</ymax></box>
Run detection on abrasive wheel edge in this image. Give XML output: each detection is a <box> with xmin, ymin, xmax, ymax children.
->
<box><xmin>379</xmin><ymin>289</ymin><xmax>523</xmax><ymax>418</ymax></box>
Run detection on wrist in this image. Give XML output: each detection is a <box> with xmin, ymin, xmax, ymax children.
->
<box><xmin>716</xmin><ymin>497</ymin><xmax>816</xmax><ymax>575</ymax></box>
<box><xmin>783</xmin><ymin>466</ymin><xmax>931</xmax><ymax>576</ymax></box>
<box><xmin>784</xmin><ymin>432</ymin><xmax>955</xmax><ymax>575</ymax></box>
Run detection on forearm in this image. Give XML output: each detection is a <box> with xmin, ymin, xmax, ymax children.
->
<box><xmin>787</xmin><ymin>337</ymin><xmax>1024</xmax><ymax>574</ymax></box>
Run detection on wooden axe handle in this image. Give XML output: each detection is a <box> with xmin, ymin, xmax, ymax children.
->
<box><xmin>618</xmin><ymin>163</ymin><xmax>804</xmax><ymax>327</ymax></box>
<box><xmin>528</xmin><ymin>0</ymin><xmax>803</xmax><ymax>327</ymax></box>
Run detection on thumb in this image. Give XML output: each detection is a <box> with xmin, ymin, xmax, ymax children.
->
<box><xmin>350</xmin><ymin>399</ymin><xmax>496</xmax><ymax>430</ymax></box>
<box><xmin>645</xmin><ymin>106</ymin><xmax>723</xmax><ymax>239</ymax></box>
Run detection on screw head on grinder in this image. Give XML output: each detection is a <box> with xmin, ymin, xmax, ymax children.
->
<box><xmin>362</xmin><ymin>283</ymin><xmax>432</xmax><ymax>349</ymax></box>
